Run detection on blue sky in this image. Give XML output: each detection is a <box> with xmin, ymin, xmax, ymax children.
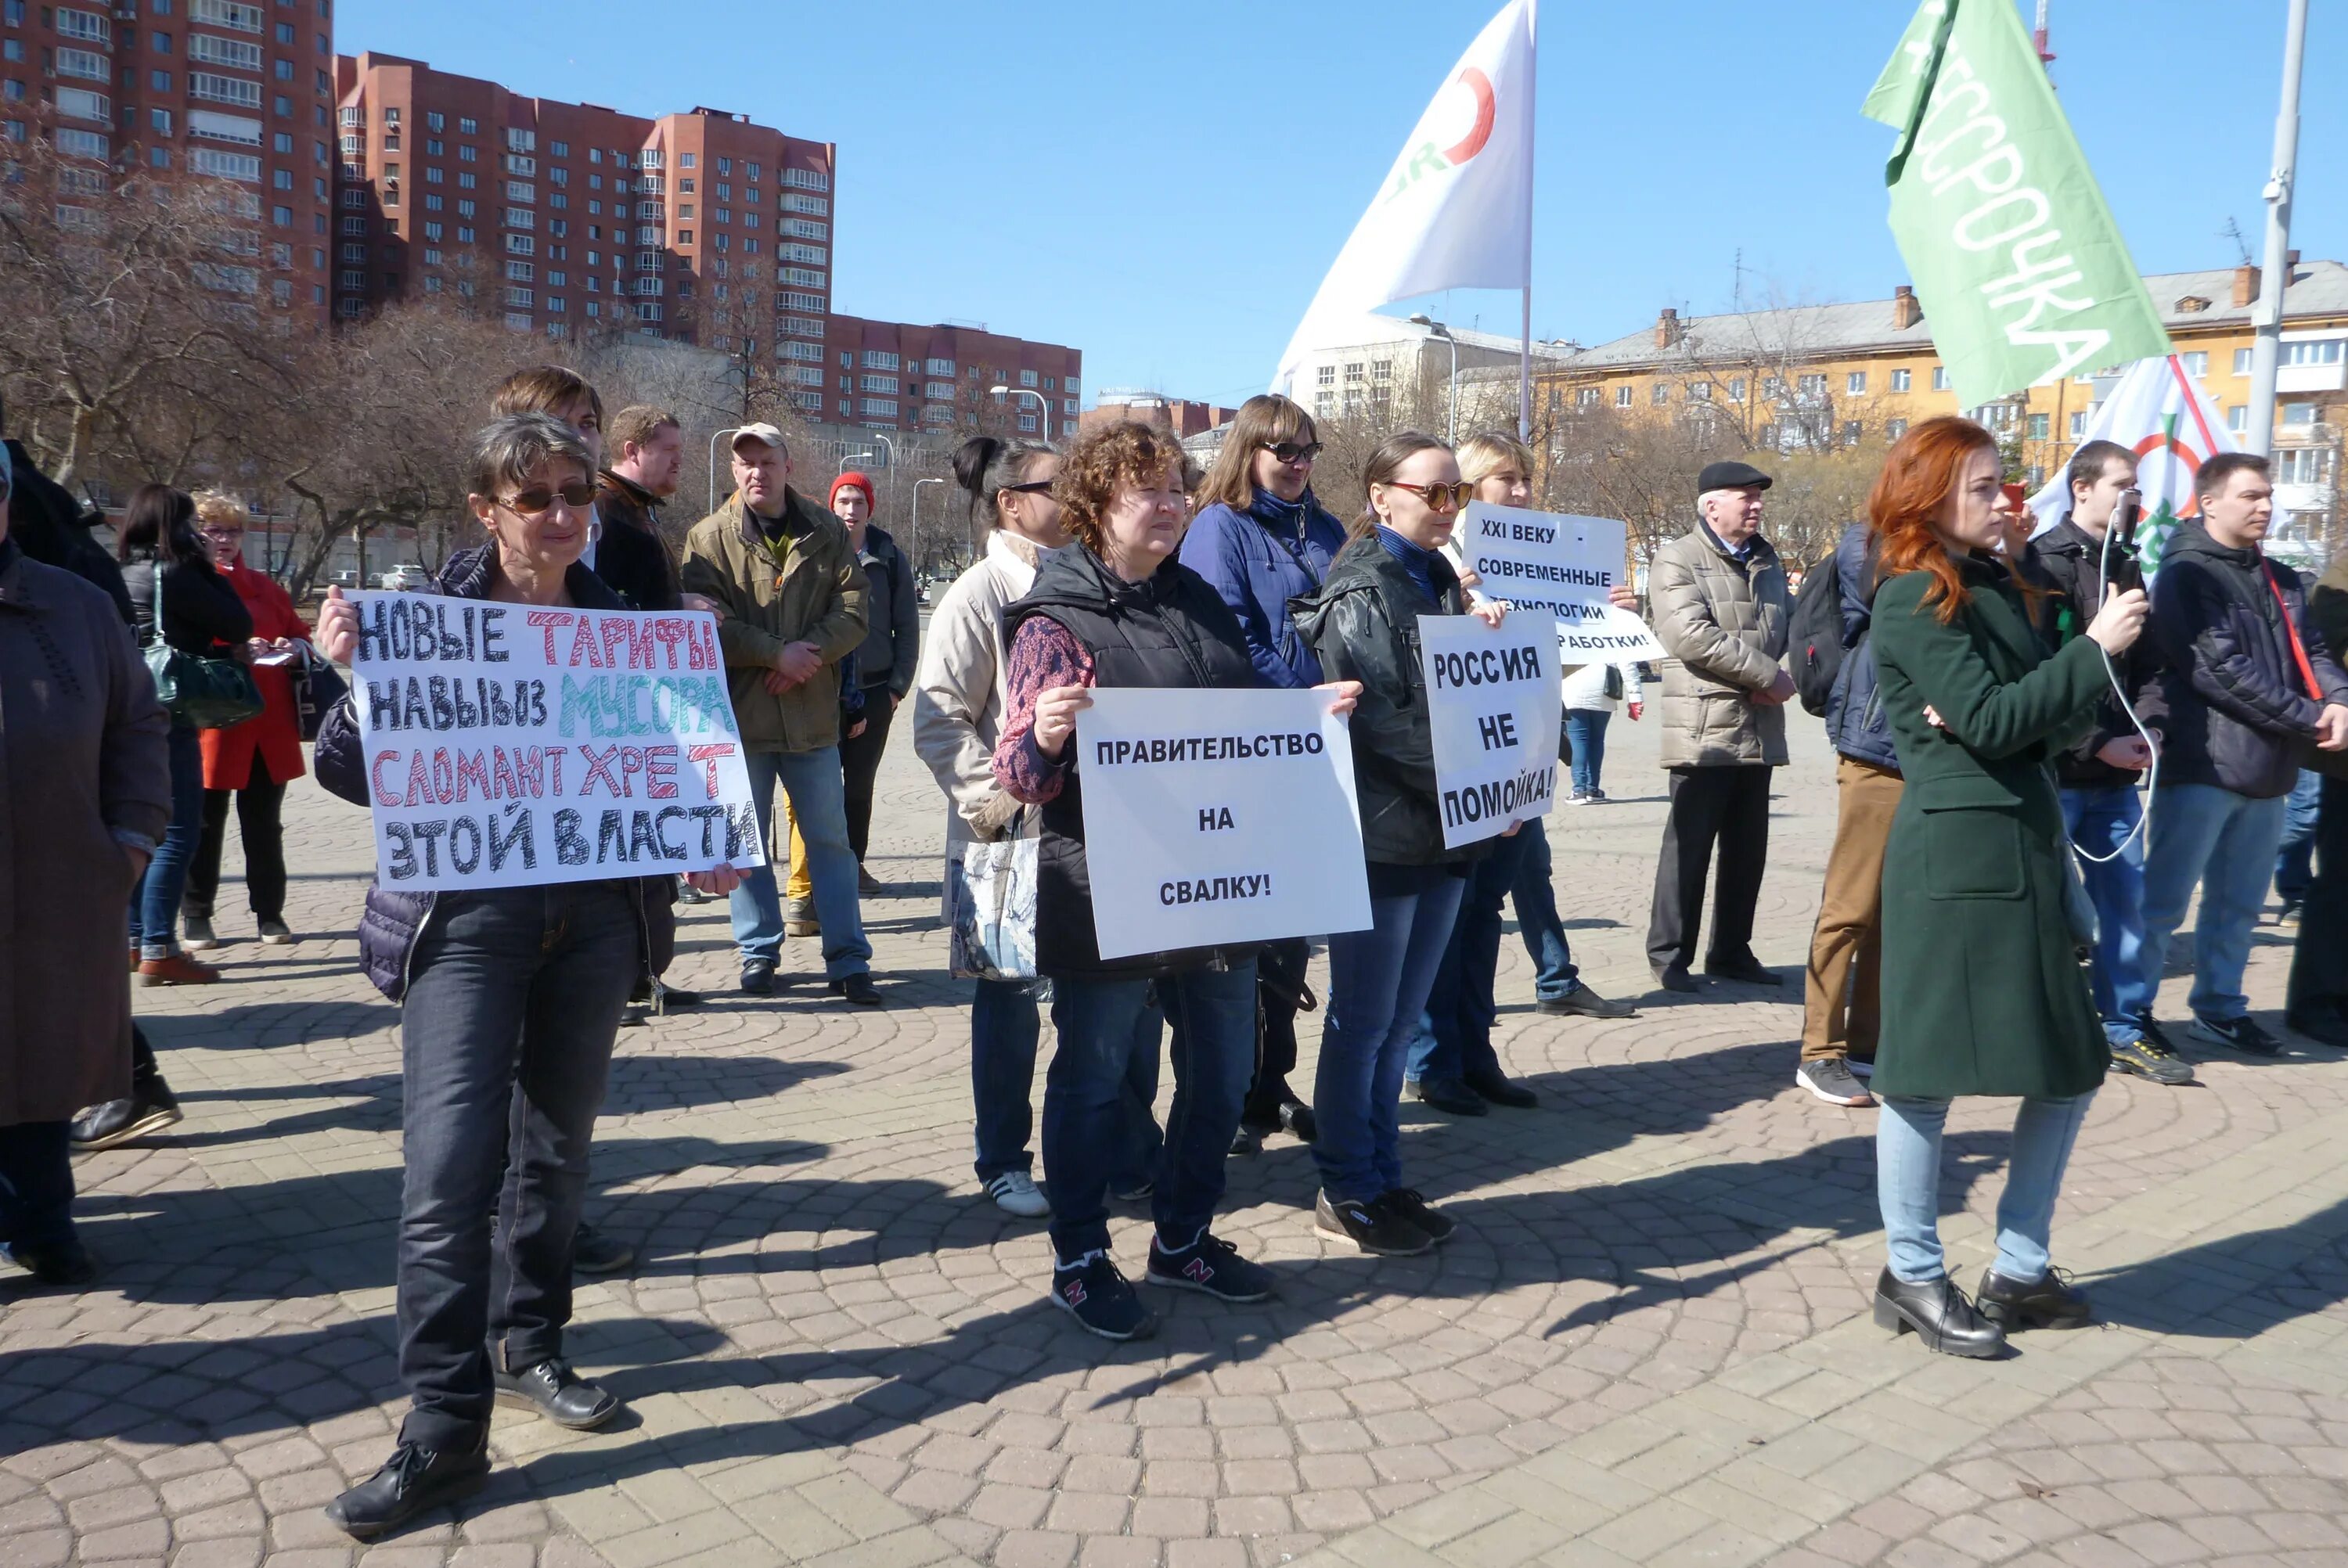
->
<box><xmin>340</xmin><ymin>1</ymin><xmax>2339</xmax><ymax>408</ymax></box>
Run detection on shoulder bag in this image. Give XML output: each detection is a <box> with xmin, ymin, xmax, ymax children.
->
<box><xmin>144</xmin><ymin>561</ymin><xmax>265</xmax><ymax>729</ymax></box>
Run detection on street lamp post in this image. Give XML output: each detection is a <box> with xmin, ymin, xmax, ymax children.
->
<box><xmin>990</xmin><ymin>384</ymin><xmax>1052</xmax><ymax>441</ymax></box>
<box><xmin>706</xmin><ymin>426</ymin><xmax>740</xmax><ymax>517</ymax></box>
<box><xmin>2246</xmin><ymin>0</ymin><xmax>2310</xmax><ymax>457</ymax></box>
<box><xmin>1408</xmin><ymin>315</ymin><xmax>1460</xmax><ymax>443</ymax></box>
<box><xmin>911</xmin><ymin>477</ymin><xmax>945</xmax><ymax>578</ymax></box>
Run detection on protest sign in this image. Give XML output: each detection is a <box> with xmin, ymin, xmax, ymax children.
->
<box><xmin>1075</xmin><ymin>686</ymin><xmax>1372</xmax><ymax>962</ymax></box>
<box><xmin>1457</xmin><ymin>502</ymin><xmax>1666</xmax><ymax>662</ymax></box>
<box><xmin>1418</xmin><ymin>611</ymin><xmax>1561</xmax><ymax>849</ymax></box>
<box><xmin>350</xmin><ymin>592</ymin><xmax>766</xmax><ymax>891</ymax></box>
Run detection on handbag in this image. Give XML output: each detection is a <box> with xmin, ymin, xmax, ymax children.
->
<box><xmin>292</xmin><ymin>642</ymin><xmax>351</xmax><ymax>743</ymax></box>
<box><xmin>1603</xmin><ymin>664</ymin><xmax>1626</xmax><ymax>701</ymax></box>
<box><xmin>2059</xmin><ymin>840</ymin><xmax>2100</xmax><ymax>955</ymax></box>
<box><xmin>945</xmin><ymin>811</ymin><xmax>1039</xmax><ymax>980</ymax></box>
<box><xmin>143</xmin><ymin>560</ymin><xmax>265</xmax><ymax>729</ymax></box>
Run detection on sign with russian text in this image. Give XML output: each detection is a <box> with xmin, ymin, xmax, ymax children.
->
<box><xmin>1418</xmin><ymin>611</ymin><xmax>1561</xmax><ymax>849</ymax></box>
<box><xmin>1075</xmin><ymin>686</ymin><xmax>1372</xmax><ymax>961</ymax></box>
<box><xmin>1457</xmin><ymin>503</ymin><xmax>1667</xmax><ymax>662</ymax></box>
<box><xmin>350</xmin><ymin>593</ymin><xmax>766</xmax><ymax>890</ymax></box>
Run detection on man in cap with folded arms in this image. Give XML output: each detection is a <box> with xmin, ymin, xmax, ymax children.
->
<box><xmin>1645</xmin><ymin>459</ymin><xmax>1794</xmax><ymax>994</ymax></box>
<box><xmin>680</xmin><ymin>423</ymin><xmax>881</xmax><ymax>1005</ymax></box>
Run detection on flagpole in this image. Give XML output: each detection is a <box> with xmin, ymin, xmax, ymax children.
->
<box><xmin>2245</xmin><ymin>0</ymin><xmax>2309</xmax><ymax>457</ymax></box>
<box><xmin>1518</xmin><ymin>2</ymin><xmax>1538</xmax><ymax>443</ymax></box>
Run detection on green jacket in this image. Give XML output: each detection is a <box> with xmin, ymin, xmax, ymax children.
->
<box><xmin>679</xmin><ymin>489</ymin><xmax>867</xmax><ymax>753</ymax></box>
<box><xmin>1868</xmin><ymin>555</ymin><xmax>2109</xmax><ymax>1100</ymax></box>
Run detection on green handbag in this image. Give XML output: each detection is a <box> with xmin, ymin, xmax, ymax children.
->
<box><xmin>144</xmin><ymin>559</ymin><xmax>265</xmax><ymax>729</ymax></box>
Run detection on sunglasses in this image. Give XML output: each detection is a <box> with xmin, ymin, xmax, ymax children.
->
<box><xmin>1004</xmin><ymin>479</ymin><xmax>1056</xmax><ymax>495</ymax></box>
<box><xmin>1261</xmin><ymin>441</ymin><xmax>1323</xmax><ymax>465</ymax></box>
<box><xmin>1383</xmin><ymin>479</ymin><xmax>1475</xmax><ymax>514</ymax></box>
<box><xmin>496</xmin><ymin>481</ymin><xmax>598</xmax><ymax>515</ymax></box>
<box><xmin>200</xmin><ymin>528</ymin><xmax>246</xmax><ymax>541</ymax></box>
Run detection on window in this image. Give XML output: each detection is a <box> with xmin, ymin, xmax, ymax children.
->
<box><xmin>783</xmin><ymin>167</ymin><xmax>829</xmax><ymax>192</ymax></box>
<box><xmin>679</xmin><ymin>152</ymin><xmax>695</xmax><ymax>168</ymax></box>
<box><xmin>860</xmin><ymin>374</ymin><xmax>898</xmax><ymax>394</ymax></box>
<box><xmin>459</xmin><ymin>144</ymin><xmax>477</xmax><ymax>163</ymax></box>
<box><xmin>2234</xmin><ymin>347</ymin><xmax>2253</xmax><ymax>375</ymax></box>
<box><xmin>2069</xmin><ymin>412</ymin><xmax>2086</xmax><ymax>438</ymax></box>
<box><xmin>1931</xmin><ymin>366</ymin><xmax>1950</xmax><ymax>391</ymax></box>
<box><xmin>2027</xmin><ymin>413</ymin><xmax>2050</xmax><ymax>440</ymax></box>
<box><xmin>458</xmin><ymin>172</ymin><xmax>476</xmax><ymax>190</ymax></box>
<box><xmin>55</xmin><ymin>88</ymin><xmax>109</xmax><ymax>124</ymax></box>
<box><xmin>2180</xmin><ymin>351</ymin><xmax>2209</xmax><ymax>378</ymax></box>
<box><xmin>1611</xmin><ymin>385</ymin><xmax>1631</xmax><ymax>408</ymax></box>
<box><xmin>459</xmin><ymin>117</ymin><xmax>478</xmax><ymax>135</ymax></box>
<box><xmin>57</xmin><ymin>46</ymin><xmax>106</xmax><ymax>81</ymax></box>
<box><xmin>2282</xmin><ymin>402</ymin><xmax>2319</xmax><ymax>426</ymax></box>
<box><xmin>2278</xmin><ymin>448</ymin><xmax>2332</xmax><ymax>486</ymax></box>
<box><xmin>1797</xmin><ymin>373</ymin><xmax>1828</xmax><ymax>398</ymax></box>
<box><xmin>190</xmin><ymin>110</ymin><xmax>262</xmax><ymax>145</ymax></box>
<box><xmin>56</xmin><ymin>9</ymin><xmax>110</xmax><ymax>43</ymax></box>
<box><xmin>1687</xmin><ymin>382</ymin><xmax>1711</xmax><ymax>402</ymax></box>
<box><xmin>1886</xmin><ymin>418</ymin><xmax>1909</xmax><ymax>441</ymax></box>
<box><xmin>193</xmin><ymin>0</ymin><xmax>265</xmax><ymax>31</ymax></box>
<box><xmin>1841</xmin><ymin>421</ymin><xmax>1863</xmax><ymax>446</ymax></box>
<box><xmin>2282</xmin><ymin>340</ymin><xmax>2346</xmax><ymax>366</ymax></box>
<box><xmin>782</xmin><ymin>192</ymin><xmax>827</xmax><ymax>215</ymax></box>
<box><xmin>1846</xmin><ymin>371</ymin><xmax>1867</xmax><ymax>395</ymax></box>
<box><xmin>189</xmin><ymin>33</ymin><xmax>262</xmax><ymax>69</ymax></box>
<box><xmin>1889</xmin><ymin>368</ymin><xmax>1912</xmax><ymax>393</ymax></box>
<box><xmin>189</xmin><ymin>148</ymin><xmax>261</xmax><ymax>181</ymax></box>
<box><xmin>862</xmin><ymin>350</ymin><xmax>899</xmax><ymax>370</ymax></box>
<box><xmin>1651</xmin><ymin>383</ymin><xmax>1668</xmax><ymax>406</ymax></box>
<box><xmin>2228</xmin><ymin>405</ymin><xmax>2248</xmax><ymax>433</ymax></box>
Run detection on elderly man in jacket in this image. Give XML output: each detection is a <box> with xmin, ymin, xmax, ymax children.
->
<box><xmin>2137</xmin><ymin>452</ymin><xmax>2348</xmax><ymax>1057</ymax></box>
<box><xmin>1646</xmin><ymin>460</ymin><xmax>1793</xmax><ymax>993</ymax></box>
<box><xmin>680</xmin><ymin>424</ymin><xmax>880</xmax><ymax>1006</ymax></box>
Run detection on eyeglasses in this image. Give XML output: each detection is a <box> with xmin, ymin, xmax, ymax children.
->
<box><xmin>1382</xmin><ymin>479</ymin><xmax>1475</xmax><ymax>514</ymax></box>
<box><xmin>200</xmin><ymin>528</ymin><xmax>245</xmax><ymax>542</ymax></box>
<box><xmin>1260</xmin><ymin>441</ymin><xmax>1323</xmax><ymax>466</ymax></box>
<box><xmin>1004</xmin><ymin>480</ymin><xmax>1056</xmax><ymax>495</ymax></box>
<box><xmin>496</xmin><ymin>481</ymin><xmax>598</xmax><ymax>515</ymax></box>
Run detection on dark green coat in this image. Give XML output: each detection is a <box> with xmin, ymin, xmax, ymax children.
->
<box><xmin>1869</xmin><ymin>556</ymin><xmax>2109</xmax><ymax>1100</ymax></box>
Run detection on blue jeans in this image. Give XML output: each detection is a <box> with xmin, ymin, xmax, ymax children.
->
<box><xmin>2061</xmin><ymin>786</ymin><xmax>2153</xmax><ymax>1046</ymax></box>
<box><xmin>972</xmin><ymin>978</ymin><xmax>1041</xmax><ymax>1181</ymax></box>
<box><xmin>1565</xmin><ymin>709</ymin><xmax>1610</xmax><ymax>797</ymax></box>
<box><xmin>1876</xmin><ymin>1093</ymin><xmax>2094</xmax><ymax>1284</ymax></box>
<box><xmin>1511</xmin><ymin>816</ymin><xmax>1580</xmax><ymax>1001</ymax></box>
<box><xmin>0</xmin><ymin>1121</ymin><xmax>76</xmax><ymax>1252</ymax></box>
<box><xmin>1411</xmin><ymin>829</ymin><xmax>1533</xmax><ymax>1084</ymax></box>
<box><xmin>1042</xmin><ymin>965</ymin><xmax>1249</xmax><ymax>1261</ymax></box>
<box><xmin>2139</xmin><ymin>783</ymin><xmax>2289</xmax><ymax>1023</ymax></box>
<box><xmin>730</xmin><ymin>746</ymin><xmax>872</xmax><ymax>978</ymax></box>
<box><xmin>1317</xmin><ymin>868</ymin><xmax>1468</xmax><ymax>1203</ymax></box>
<box><xmin>2278</xmin><ymin>769</ymin><xmax>2323</xmax><ymax>904</ymax></box>
<box><xmin>395</xmin><ymin>881</ymin><xmax>639</xmax><ymax>1448</ymax></box>
<box><xmin>131</xmin><ymin>723</ymin><xmax>204</xmax><ymax>959</ymax></box>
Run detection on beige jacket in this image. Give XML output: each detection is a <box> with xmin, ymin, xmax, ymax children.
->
<box><xmin>913</xmin><ymin>530</ymin><xmax>1041</xmax><ymax>849</ymax></box>
<box><xmin>680</xmin><ymin>489</ymin><xmax>866</xmax><ymax>753</ymax></box>
<box><xmin>1651</xmin><ymin>522</ymin><xmax>1790</xmax><ymax>768</ymax></box>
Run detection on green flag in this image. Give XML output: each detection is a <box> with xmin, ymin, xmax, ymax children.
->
<box><xmin>1863</xmin><ymin>0</ymin><xmax>2171</xmax><ymax>409</ymax></box>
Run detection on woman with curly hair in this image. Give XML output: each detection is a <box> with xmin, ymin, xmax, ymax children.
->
<box><xmin>1864</xmin><ymin>415</ymin><xmax>2148</xmax><ymax>1357</ymax></box>
<box><xmin>992</xmin><ymin>420</ymin><xmax>1356</xmax><ymax>1341</ymax></box>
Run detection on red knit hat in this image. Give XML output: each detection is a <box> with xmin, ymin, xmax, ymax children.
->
<box><xmin>830</xmin><ymin>471</ymin><xmax>875</xmax><ymax>511</ymax></box>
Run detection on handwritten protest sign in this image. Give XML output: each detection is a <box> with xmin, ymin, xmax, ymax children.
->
<box><xmin>1457</xmin><ymin>502</ymin><xmax>1666</xmax><ymax>662</ymax></box>
<box><xmin>1075</xmin><ymin>687</ymin><xmax>1372</xmax><ymax>961</ymax></box>
<box><xmin>351</xmin><ymin>593</ymin><xmax>766</xmax><ymax>890</ymax></box>
<box><xmin>1418</xmin><ymin>612</ymin><xmax>1561</xmax><ymax>849</ymax></box>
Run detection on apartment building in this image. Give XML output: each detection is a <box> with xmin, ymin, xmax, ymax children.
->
<box><xmin>0</xmin><ymin>0</ymin><xmax>339</xmax><ymax>318</ymax></box>
<box><xmin>332</xmin><ymin>52</ymin><xmax>836</xmax><ymax>376</ymax></box>
<box><xmin>819</xmin><ymin>315</ymin><xmax>1080</xmax><ymax>437</ymax></box>
<box><xmin>1078</xmin><ymin>392</ymin><xmax>1238</xmax><ymax>440</ymax></box>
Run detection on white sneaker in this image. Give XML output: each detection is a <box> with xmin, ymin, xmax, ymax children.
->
<box><xmin>985</xmin><ymin>1171</ymin><xmax>1050</xmax><ymax>1218</ymax></box>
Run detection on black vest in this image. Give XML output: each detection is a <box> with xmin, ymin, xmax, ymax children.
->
<box><xmin>1004</xmin><ymin>546</ymin><xmax>1259</xmax><ymax>979</ymax></box>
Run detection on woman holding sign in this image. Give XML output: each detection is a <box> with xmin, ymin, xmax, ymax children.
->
<box><xmin>310</xmin><ymin>415</ymin><xmax>740</xmax><ymax>1540</ymax></box>
<box><xmin>1294</xmin><ymin>432</ymin><xmax>1507</xmax><ymax>1257</ymax></box>
<box><xmin>993</xmin><ymin>420</ymin><xmax>1357</xmax><ymax>1342</ymax></box>
<box><xmin>1863</xmin><ymin>416</ymin><xmax>2148</xmax><ymax>1358</ymax></box>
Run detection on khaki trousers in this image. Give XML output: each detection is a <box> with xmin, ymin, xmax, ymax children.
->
<box><xmin>1801</xmin><ymin>757</ymin><xmax>1903</xmax><ymax>1063</ymax></box>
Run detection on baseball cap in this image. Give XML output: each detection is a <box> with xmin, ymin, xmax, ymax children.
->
<box><xmin>732</xmin><ymin>422</ymin><xmax>790</xmax><ymax>455</ymax></box>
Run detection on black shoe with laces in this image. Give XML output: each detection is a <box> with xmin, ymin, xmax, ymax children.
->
<box><xmin>325</xmin><ymin>1436</ymin><xmax>491</xmax><ymax>1541</ymax></box>
<box><xmin>1374</xmin><ymin>1189</ymin><xmax>1456</xmax><ymax>1245</ymax></box>
<box><xmin>1975</xmin><ymin>1266</ymin><xmax>2092</xmax><ymax>1331</ymax></box>
<box><xmin>830</xmin><ymin>972</ymin><xmax>884</xmax><ymax>1007</ymax></box>
<box><xmin>1147</xmin><ymin>1230</ymin><xmax>1274</xmax><ymax>1302</ymax></box>
<box><xmin>70</xmin><ymin>1078</ymin><xmax>183</xmax><ymax>1151</ymax></box>
<box><xmin>1871</xmin><ymin>1269</ymin><xmax>2004</xmax><ymax>1358</ymax></box>
<box><xmin>739</xmin><ymin>958</ymin><xmax>776</xmax><ymax>995</ymax></box>
<box><xmin>571</xmin><ymin>1221</ymin><xmax>635</xmax><ymax>1276</ymax></box>
<box><xmin>3</xmin><ymin>1238</ymin><xmax>96</xmax><ymax>1286</ymax></box>
<box><xmin>1408</xmin><ymin>1076</ymin><xmax>1487</xmax><ymax>1117</ymax></box>
<box><xmin>1315</xmin><ymin>1190</ymin><xmax>1432</xmax><ymax>1257</ymax></box>
<box><xmin>1050</xmin><ymin>1253</ymin><xmax>1157</xmax><ymax>1340</ymax></box>
<box><xmin>1704</xmin><ymin>955</ymin><xmax>1784</xmax><ymax>986</ymax></box>
<box><xmin>1462</xmin><ymin>1070</ymin><xmax>1537</xmax><ymax>1109</ymax></box>
<box><xmin>1536</xmin><ymin>983</ymin><xmax>1637</xmax><ymax>1020</ymax></box>
<box><xmin>493</xmin><ymin>1357</ymin><xmax>622</xmax><ymax>1430</ymax></box>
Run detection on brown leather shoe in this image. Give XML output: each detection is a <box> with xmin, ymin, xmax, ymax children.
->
<box><xmin>139</xmin><ymin>953</ymin><xmax>221</xmax><ymax>986</ymax></box>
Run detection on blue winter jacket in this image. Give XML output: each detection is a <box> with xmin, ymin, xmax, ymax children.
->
<box><xmin>1822</xmin><ymin>521</ymin><xmax>1901</xmax><ymax>774</ymax></box>
<box><xmin>1178</xmin><ymin>488</ymin><xmax>1346</xmax><ymax>687</ymax></box>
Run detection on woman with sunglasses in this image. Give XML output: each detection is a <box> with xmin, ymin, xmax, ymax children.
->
<box><xmin>1294</xmin><ymin>432</ymin><xmax>1505</xmax><ymax>1256</ymax></box>
<box><xmin>1180</xmin><ymin>394</ymin><xmax>1345</xmax><ymax>1151</ymax></box>
<box><xmin>311</xmin><ymin>415</ymin><xmax>740</xmax><ymax>1540</ymax></box>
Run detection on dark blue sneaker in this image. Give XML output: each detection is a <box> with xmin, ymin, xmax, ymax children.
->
<box><xmin>1050</xmin><ymin>1253</ymin><xmax>1157</xmax><ymax>1341</ymax></box>
<box><xmin>1146</xmin><ymin>1230</ymin><xmax>1274</xmax><ymax>1303</ymax></box>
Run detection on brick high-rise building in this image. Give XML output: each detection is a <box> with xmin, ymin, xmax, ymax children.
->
<box><xmin>333</xmin><ymin>52</ymin><xmax>836</xmax><ymax>393</ymax></box>
<box><xmin>1</xmin><ymin>0</ymin><xmax>340</xmax><ymax>319</ymax></box>
<box><xmin>821</xmin><ymin>314</ymin><xmax>1081</xmax><ymax>437</ymax></box>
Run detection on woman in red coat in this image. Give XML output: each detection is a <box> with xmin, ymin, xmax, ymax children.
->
<box><xmin>185</xmin><ymin>491</ymin><xmax>310</xmax><ymax>947</ymax></box>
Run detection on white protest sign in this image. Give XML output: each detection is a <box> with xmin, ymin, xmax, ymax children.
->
<box><xmin>1075</xmin><ymin>686</ymin><xmax>1372</xmax><ymax>962</ymax></box>
<box><xmin>351</xmin><ymin>592</ymin><xmax>767</xmax><ymax>891</ymax></box>
<box><xmin>1457</xmin><ymin>502</ymin><xmax>1666</xmax><ymax>662</ymax></box>
<box><xmin>1418</xmin><ymin>611</ymin><xmax>1561</xmax><ymax>849</ymax></box>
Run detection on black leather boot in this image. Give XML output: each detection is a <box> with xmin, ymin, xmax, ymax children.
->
<box><xmin>1872</xmin><ymin>1268</ymin><xmax>2006</xmax><ymax>1358</ymax></box>
<box><xmin>1976</xmin><ymin>1267</ymin><xmax>2092</xmax><ymax>1331</ymax></box>
<box><xmin>493</xmin><ymin>1357</ymin><xmax>621</xmax><ymax>1430</ymax></box>
<box><xmin>325</xmin><ymin>1435</ymin><xmax>490</xmax><ymax>1541</ymax></box>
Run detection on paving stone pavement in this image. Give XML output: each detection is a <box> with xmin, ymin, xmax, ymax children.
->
<box><xmin>6</xmin><ymin>703</ymin><xmax>2345</xmax><ymax>1568</ymax></box>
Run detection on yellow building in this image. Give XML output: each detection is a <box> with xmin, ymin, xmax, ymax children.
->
<box><xmin>1536</xmin><ymin>262</ymin><xmax>2348</xmax><ymax>551</ymax></box>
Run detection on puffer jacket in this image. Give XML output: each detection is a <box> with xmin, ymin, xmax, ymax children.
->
<box><xmin>2150</xmin><ymin>520</ymin><xmax>2348</xmax><ymax>799</ymax></box>
<box><xmin>1822</xmin><ymin>521</ymin><xmax>1899</xmax><ymax>773</ymax></box>
<box><xmin>1650</xmin><ymin>520</ymin><xmax>1790</xmax><ymax>768</ymax></box>
<box><xmin>313</xmin><ymin>545</ymin><xmax>677</xmax><ymax>1001</ymax></box>
<box><xmin>1180</xmin><ymin>488</ymin><xmax>1347</xmax><ymax>688</ymax></box>
<box><xmin>1291</xmin><ymin>534</ymin><xmax>1482</xmax><ymax>868</ymax></box>
<box><xmin>678</xmin><ymin>488</ymin><xmax>866</xmax><ymax>753</ymax></box>
<box><xmin>2020</xmin><ymin>516</ymin><xmax>2167</xmax><ymax>789</ymax></box>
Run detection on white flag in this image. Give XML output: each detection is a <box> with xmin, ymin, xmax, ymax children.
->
<box><xmin>2026</xmin><ymin>354</ymin><xmax>2236</xmax><ymax>575</ymax></box>
<box><xmin>1270</xmin><ymin>0</ymin><xmax>1537</xmax><ymax>394</ymax></box>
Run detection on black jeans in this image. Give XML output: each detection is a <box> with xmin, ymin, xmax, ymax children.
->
<box><xmin>0</xmin><ymin>1121</ymin><xmax>75</xmax><ymax>1250</ymax></box>
<box><xmin>2289</xmin><ymin>773</ymin><xmax>2348</xmax><ymax>1017</ymax></box>
<box><xmin>1241</xmin><ymin>937</ymin><xmax>1310</xmax><ymax>1124</ymax></box>
<box><xmin>184</xmin><ymin>775</ymin><xmax>288</xmax><ymax>922</ymax></box>
<box><xmin>1647</xmin><ymin>764</ymin><xmax>1774</xmax><ymax>973</ymax></box>
<box><xmin>1415</xmin><ymin>826</ymin><xmax>1535</xmax><ymax>1084</ymax></box>
<box><xmin>394</xmin><ymin>881</ymin><xmax>638</xmax><ymax>1448</ymax></box>
<box><xmin>840</xmin><ymin>688</ymin><xmax>895</xmax><ymax>865</ymax></box>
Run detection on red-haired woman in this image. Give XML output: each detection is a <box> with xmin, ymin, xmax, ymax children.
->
<box><xmin>1865</xmin><ymin>416</ymin><xmax>2148</xmax><ymax>1358</ymax></box>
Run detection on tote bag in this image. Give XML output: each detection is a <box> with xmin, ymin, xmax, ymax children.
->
<box><xmin>945</xmin><ymin>815</ymin><xmax>1039</xmax><ymax>981</ymax></box>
